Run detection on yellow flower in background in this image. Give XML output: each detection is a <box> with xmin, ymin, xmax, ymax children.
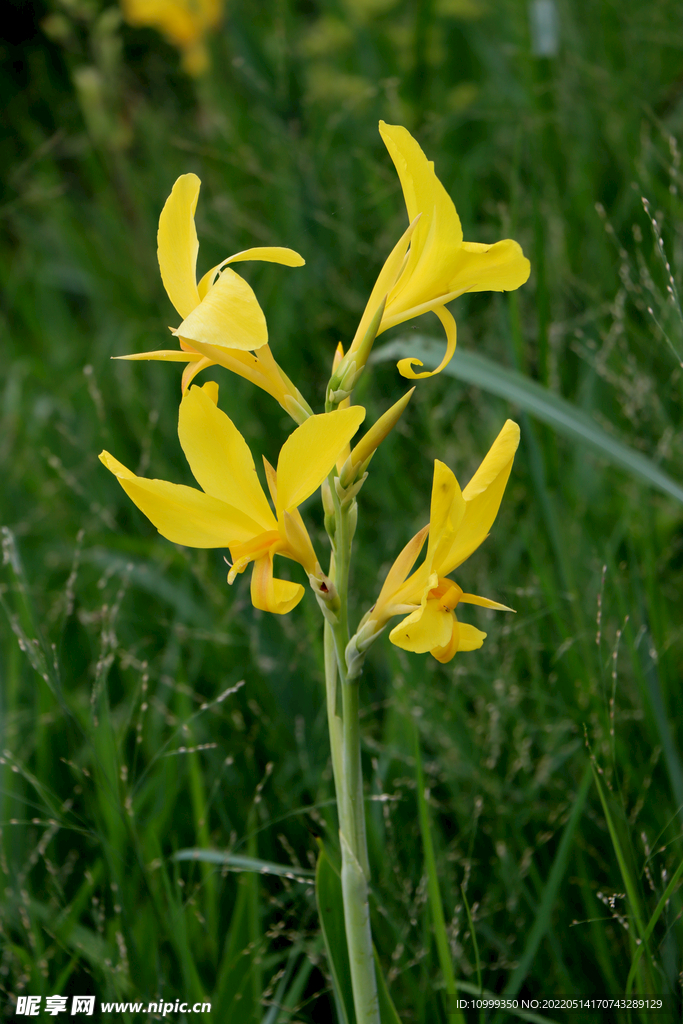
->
<box><xmin>120</xmin><ymin>0</ymin><xmax>223</xmax><ymax>76</ymax></box>
<box><xmin>118</xmin><ymin>174</ymin><xmax>311</xmax><ymax>421</ymax></box>
<box><xmin>350</xmin><ymin>123</ymin><xmax>531</xmax><ymax>379</ymax></box>
<box><xmin>100</xmin><ymin>383</ymin><xmax>365</xmax><ymax>614</ymax></box>
<box><xmin>368</xmin><ymin>419</ymin><xmax>519</xmax><ymax>661</ymax></box>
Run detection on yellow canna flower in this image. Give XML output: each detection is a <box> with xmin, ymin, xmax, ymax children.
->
<box><xmin>99</xmin><ymin>382</ymin><xmax>365</xmax><ymax>614</ymax></box>
<box><xmin>120</xmin><ymin>0</ymin><xmax>223</xmax><ymax>76</ymax></box>
<box><xmin>367</xmin><ymin>419</ymin><xmax>519</xmax><ymax>662</ymax></box>
<box><xmin>117</xmin><ymin>174</ymin><xmax>312</xmax><ymax>422</ymax></box>
<box><xmin>350</xmin><ymin>123</ymin><xmax>531</xmax><ymax>380</ymax></box>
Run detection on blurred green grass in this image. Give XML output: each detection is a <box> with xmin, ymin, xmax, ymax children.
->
<box><xmin>2</xmin><ymin>0</ymin><xmax>683</xmax><ymax>1019</ymax></box>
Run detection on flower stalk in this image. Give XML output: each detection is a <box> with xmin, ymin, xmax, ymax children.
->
<box><xmin>324</xmin><ymin>474</ymin><xmax>379</xmax><ymax>1024</ymax></box>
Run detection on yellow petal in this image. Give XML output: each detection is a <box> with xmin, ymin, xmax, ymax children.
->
<box><xmin>430</xmin><ymin>619</ymin><xmax>460</xmax><ymax>663</ymax></box>
<box><xmin>373</xmin><ymin>524</ymin><xmax>429</xmax><ymax>617</ymax></box>
<box><xmin>276</xmin><ymin>406</ymin><xmax>366</xmax><ymax>515</ymax></box>
<box><xmin>389</xmin><ymin>599</ymin><xmax>453</xmax><ymax>653</ymax></box>
<box><xmin>425</xmin><ymin>459</ymin><xmax>466</xmax><ymax>570</ymax></box>
<box><xmin>455</xmin><ymin>621</ymin><xmax>487</xmax><ymax>652</ymax></box>
<box><xmin>437</xmin><ymin>420</ymin><xmax>520</xmax><ymax>574</ymax></box>
<box><xmin>281</xmin><ymin>509</ymin><xmax>318</xmax><ymax>574</ymax></box>
<box><xmin>349</xmin><ymin>216</ymin><xmax>419</xmax><ymax>354</ymax></box>
<box><xmin>460</xmin><ymin>592</ymin><xmax>515</xmax><ymax>612</ymax></box>
<box><xmin>178</xmin><ymin>384</ymin><xmax>276</xmax><ymax>530</ymax></box>
<box><xmin>99</xmin><ymin>450</ymin><xmax>264</xmax><ymax>546</ymax></box>
<box><xmin>250</xmin><ymin>551</ymin><xmax>304</xmax><ymax>614</ymax></box>
<box><xmin>157</xmin><ymin>174</ymin><xmax>202</xmax><ymax>319</ymax></box>
<box><xmin>379</xmin><ymin>121</ymin><xmax>463</xmax><ymax>251</ymax></box>
<box><xmin>224</xmin><ymin>247</ymin><xmax>305</xmax><ymax>268</ymax></box>
<box><xmin>397</xmin><ymin>305</ymin><xmax>457</xmax><ymax>380</ymax></box>
<box><xmin>197</xmin><ymin>248</ymin><xmax>306</xmax><ymax>298</ymax></box>
<box><xmin>175</xmin><ymin>267</ymin><xmax>268</xmax><ymax>351</ymax></box>
<box><xmin>448</xmin><ymin>239</ymin><xmax>531</xmax><ymax>294</ymax></box>
<box><xmin>181</xmin><ymin>354</ymin><xmax>215</xmax><ymax>392</ymax></box>
<box><xmin>114</xmin><ymin>349</ymin><xmax>202</xmax><ymax>362</ymax></box>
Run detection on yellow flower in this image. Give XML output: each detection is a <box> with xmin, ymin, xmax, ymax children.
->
<box><xmin>350</xmin><ymin>123</ymin><xmax>531</xmax><ymax>379</ymax></box>
<box><xmin>99</xmin><ymin>382</ymin><xmax>365</xmax><ymax>614</ymax></box>
<box><xmin>120</xmin><ymin>0</ymin><xmax>223</xmax><ymax>76</ymax></box>
<box><xmin>118</xmin><ymin>174</ymin><xmax>311</xmax><ymax>422</ymax></box>
<box><xmin>369</xmin><ymin>419</ymin><xmax>519</xmax><ymax>661</ymax></box>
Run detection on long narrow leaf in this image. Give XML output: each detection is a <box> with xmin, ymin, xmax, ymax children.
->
<box><xmin>372</xmin><ymin>339</ymin><xmax>683</xmax><ymax>505</ymax></box>
<box><xmin>413</xmin><ymin>719</ymin><xmax>465</xmax><ymax>1024</ymax></box>
<box><xmin>503</xmin><ymin>763</ymin><xmax>592</xmax><ymax>997</ymax></box>
<box><xmin>174</xmin><ymin>849</ymin><xmax>314</xmax><ymax>881</ymax></box>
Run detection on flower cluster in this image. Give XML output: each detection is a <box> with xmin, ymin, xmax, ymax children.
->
<box><xmin>102</xmin><ymin>122</ymin><xmax>527</xmax><ymax>660</ymax></box>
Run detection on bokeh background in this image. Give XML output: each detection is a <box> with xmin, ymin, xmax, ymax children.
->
<box><xmin>3</xmin><ymin>0</ymin><xmax>683</xmax><ymax>1020</ymax></box>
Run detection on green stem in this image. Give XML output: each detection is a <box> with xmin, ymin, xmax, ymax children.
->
<box><xmin>322</xmin><ymin>476</ymin><xmax>380</xmax><ymax>1024</ymax></box>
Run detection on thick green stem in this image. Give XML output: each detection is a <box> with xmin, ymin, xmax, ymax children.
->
<box><xmin>322</xmin><ymin>474</ymin><xmax>379</xmax><ymax>1024</ymax></box>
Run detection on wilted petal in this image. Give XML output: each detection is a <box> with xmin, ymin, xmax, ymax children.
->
<box><xmin>157</xmin><ymin>173</ymin><xmax>202</xmax><ymax>319</ymax></box>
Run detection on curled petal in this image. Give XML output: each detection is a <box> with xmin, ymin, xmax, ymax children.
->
<box><xmin>397</xmin><ymin>305</ymin><xmax>457</xmax><ymax>380</ymax></box>
<box><xmin>250</xmin><ymin>551</ymin><xmax>304</xmax><ymax>614</ymax></box>
<box><xmin>181</xmin><ymin>354</ymin><xmax>215</xmax><ymax>392</ymax></box>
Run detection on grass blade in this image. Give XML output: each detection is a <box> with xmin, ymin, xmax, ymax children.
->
<box><xmin>503</xmin><ymin>762</ymin><xmax>592</xmax><ymax>997</ymax></box>
<box><xmin>413</xmin><ymin>718</ymin><xmax>465</xmax><ymax>1024</ymax></box>
<box><xmin>174</xmin><ymin>849</ymin><xmax>315</xmax><ymax>881</ymax></box>
<box><xmin>372</xmin><ymin>339</ymin><xmax>683</xmax><ymax>505</ymax></box>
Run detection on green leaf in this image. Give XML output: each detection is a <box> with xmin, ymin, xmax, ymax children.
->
<box><xmin>174</xmin><ymin>848</ymin><xmax>314</xmax><ymax>881</ymax></box>
<box><xmin>316</xmin><ymin>841</ymin><xmax>404</xmax><ymax>1024</ymax></box>
<box><xmin>372</xmin><ymin>338</ymin><xmax>683</xmax><ymax>505</ymax></box>
<box><xmin>373</xmin><ymin>948</ymin><xmax>402</xmax><ymax>1024</ymax></box>
<box><xmin>316</xmin><ymin>841</ymin><xmax>356</xmax><ymax>1024</ymax></box>
<box><xmin>503</xmin><ymin>762</ymin><xmax>592</xmax><ymax>997</ymax></box>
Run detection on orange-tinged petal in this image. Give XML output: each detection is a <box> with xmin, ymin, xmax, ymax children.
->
<box><xmin>174</xmin><ymin>267</ymin><xmax>268</xmax><ymax>351</ymax></box>
<box><xmin>389</xmin><ymin>598</ymin><xmax>453</xmax><ymax>653</ymax></box>
<box><xmin>250</xmin><ymin>551</ymin><xmax>304</xmax><ymax>614</ymax></box>
<box><xmin>281</xmin><ymin>509</ymin><xmax>318</xmax><ymax>574</ymax></box>
<box><xmin>181</xmin><ymin>354</ymin><xmax>215</xmax><ymax>392</ymax></box>
<box><xmin>178</xmin><ymin>384</ymin><xmax>276</xmax><ymax>530</ymax></box>
<box><xmin>276</xmin><ymin>406</ymin><xmax>366</xmax><ymax>515</ymax></box>
<box><xmin>431</xmin><ymin>619</ymin><xmax>459</xmax><ymax>663</ymax></box>
<box><xmin>437</xmin><ymin>419</ymin><xmax>520</xmax><ymax>575</ymax></box>
<box><xmin>99</xmin><ymin>450</ymin><xmax>263</xmax><ymax>547</ymax></box>
<box><xmin>157</xmin><ymin>174</ymin><xmax>202</xmax><ymax>319</ymax></box>
<box><xmin>448</xmin><ymin>239</ymin><xmax>530</xmax><ymax>294</ymax></box>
